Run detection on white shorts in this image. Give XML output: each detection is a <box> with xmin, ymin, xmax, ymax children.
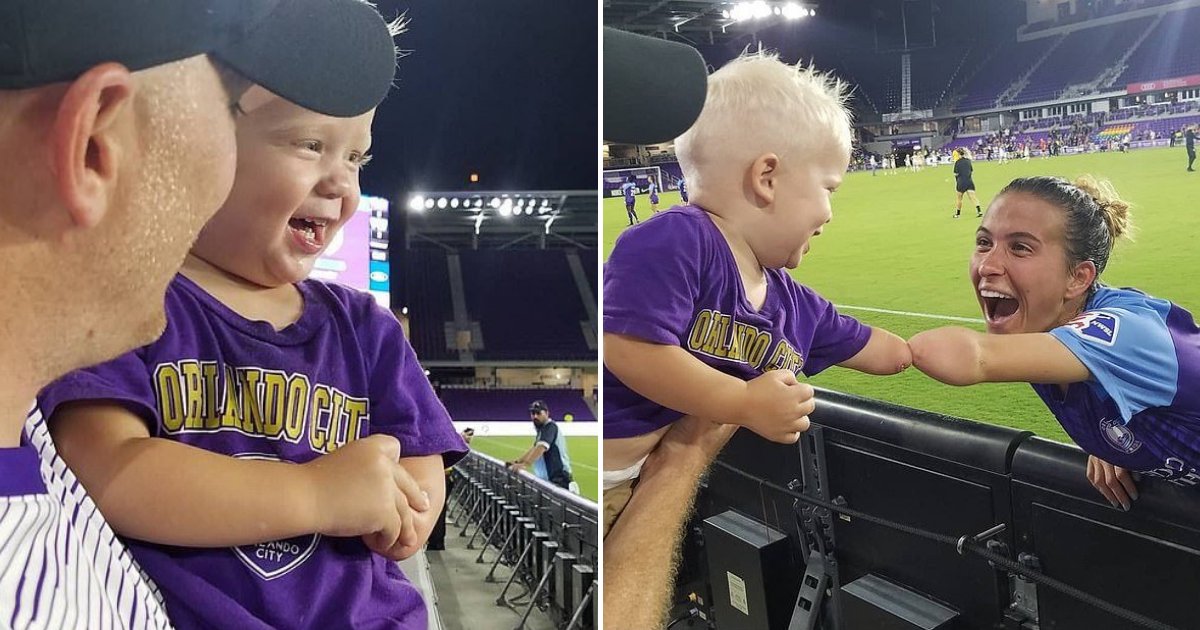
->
<box><xmin>602</xmin><ymin>455</ymin><xmax>648</xmax><ymax>490</ymax></box>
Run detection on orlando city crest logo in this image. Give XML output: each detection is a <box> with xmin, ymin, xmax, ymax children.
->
<box><xmin>232</xmin><ymin>453</ymin><xmax>321</xmax><ymax>580</ymax></box>
<box><xmin>1099</xmin><ymin>417</ymin><xmax>1142</xmax><ymax>455</ymax></box>
<box><xmin>1065</xmin><ymin>311</ymin><xmax>1119</xmax><ymax>346</ymax></box>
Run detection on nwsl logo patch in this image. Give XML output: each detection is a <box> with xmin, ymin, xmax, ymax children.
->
<box><xmin>1065</xmin><ymin>311</ymin><xmax>1119</xmax><ymax>346</ymax></box>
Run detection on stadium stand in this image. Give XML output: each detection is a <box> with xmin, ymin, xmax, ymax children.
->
<box><xmin>440</xmin><ymin>387</ymin><xmax>596</xmax><ymax>422</ymax></box>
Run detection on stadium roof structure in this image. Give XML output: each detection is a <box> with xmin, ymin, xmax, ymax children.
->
<box><xmin>604</xmin><ymin>0</ymin><xmax>823</xmax><ymax>44</ymax></box>
<box><xmin>402</xmin><ymin>190</ymin><xmax>597</xmax><ymax>251</ymax></box>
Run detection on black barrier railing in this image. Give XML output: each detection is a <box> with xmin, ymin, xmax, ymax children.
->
<box><xmin>678</xmin><ymin>388</ymin><xmax>1200</xmax><ymax>630</ymax></box>
<box><xmin>448</xmin><ymin>450</ymin><xmax>599</xmax><ymax>630</ymax></box>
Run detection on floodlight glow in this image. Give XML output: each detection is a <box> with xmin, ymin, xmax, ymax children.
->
<box><xmin>408</xmin><ymin>195</ymin><xmax>425</xmax><ymax>212</ymax></box>
<box><xmin>751</xmin><ymin>1</ymin><xmax>771</xmax><ymax>19</ymax></box>
<box><xmin>490</xmin><ymin>197</ymin><xmax>501</xmax><ymax>208</ymax></box>
<box><xmin>499</xmin><ymin>199</ymin><xmax>513</xmax><ymax>216</ymax></box>
<box><xmin>424</xmin><ymin>198</ymin><xmax>435</xmax><ymax>210</ymax></box>
<box><xmin>722</xmin><ymin>9</ymin><xmax>730</xmax><ymax>18</ymax></box>
<box><xmin>782</xmin><ymin>3</ymin><xmax>805</xmax><ymax>19</ymax></box>
<box><xmin>773</xmin><ymin>6</ymin><xmax>781</xmax><ymax>15</ymax></box>
<box><xmin>450</xmin><ymin>198</ymin><xmax>460</xmax><ymax>209</ymax></box>
<box><xmin>436</xmin><ymin>197</ymin><xmax>448</xmax><ymax>209</ymax></box>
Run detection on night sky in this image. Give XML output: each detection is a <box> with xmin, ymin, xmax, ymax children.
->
<box><xmin>361</xmin><ymin>1</ymin><xmax>598</xmax><ymax>200</ymax></box>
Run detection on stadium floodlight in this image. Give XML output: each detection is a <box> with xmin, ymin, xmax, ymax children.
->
<box><xmin>721</xmin><ymin>9</ymin><xmax>730</xmax><ymax>18</ymax></box>
<box><xmin>408</xmin><ymin>195</ymin><xmax>425</xmax><ymax>212</ymax></box>
<box><xmin>499</xmin><ymin>198</ymin><xmax>513</xmax><ymax>216</ymax></box>
<box><xmin>526</xmin><ymin>206</ymin><xmax>534</xmax><ymax>215</ymax></box>
<box><xmin>401</xmin><ymin>306</ymin><xmax>409</xmax><ymax>315</ymax></box>
<box><xmin>436</xmin><ymin>197</ymin><xmax>448</xmax><ymax>209</ymax></box>
<box><xmin>730</xmin><ymin>3</ymin><xmax>752</xmax><ymax>20</ymax></box>
<box><xmin>809</xmin><ymin>7</ymin><xmax>815</xmax><ymax>16</ymax></box>
<box><xmin>773</xmin><ymin>6</ymin><xmax>781</xmax><ymax>15</ymax></box>
<box><xmin>450</xmin><ymin>198</ymin><xmax>460</xmax><ymax>209</ymax></box>
<box><xmin>782</xmin><ymin>3</ymin><xmax>805</xmax><ymax>19</ymax></box>
<box><xmin>516</xmin><ymin>198</ymin><xmax>525</xmax><ymax>209</ymax></box>
<box><xmin>489</xmin><ymin>197</ymin><xmax>501</xmax><ymax>209</ymax></box>
<box><xmin>752</xmin><ymin>1</ymin><xmax>771</xmax><ymax>18</ymax></box>
<box><xmin>424</xmin><ymin>197</ymin><xmax>435</xmax><ymax>210</ymax></box>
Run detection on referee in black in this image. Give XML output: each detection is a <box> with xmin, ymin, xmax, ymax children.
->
<box><xmin>953</xmin><ymin>148</ymin><xmax>982</xmax><ymax>218</ymax></box>
<box><xmin>1187</xmin><ymin>125</ymin><xmax>1196</xmax><ymax>172</ymax></box>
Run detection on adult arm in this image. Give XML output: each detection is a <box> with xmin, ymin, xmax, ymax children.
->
<box><xmin>909</xmin><ymin>326</ymin><xmax>1089</xmax><ymax>385</ymax></box>
<box><xmin>603</xmin><ymin>416</ymin><xmax>747</xmax><ymax>630</ymax></box>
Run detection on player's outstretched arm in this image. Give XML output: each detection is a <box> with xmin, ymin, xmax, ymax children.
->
<box><xmin>49</xmin><ymin>402</ymin><xmax>428</xmax><ymax>547</ymax></box>
<box><xmin>605</xmin><ymin>333</ymin><xmax>815</xmax><ymax>443</ymax></box>
<box><xmin>838</xmin><ymin>327</ymin><xmax>913</xmax><ymax>375</ymax></box>
<box><xmin>909</xmin><ymin>326</ymin><xmax>1090</xmax><ymax>386</ymax></box>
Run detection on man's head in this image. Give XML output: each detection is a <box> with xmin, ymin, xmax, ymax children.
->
<box><xmin>0</xmin><ymin>0</ymin><xmax>397</xmax><ymax>384</ymax></box>
<box><xmin>674</xmin><ymin>53</ymin><xmax>851</xmax><ymax>269</ymax></box>
<box><xmin>529</xmin><ymin>400</ymin><xmax>550</xmax><ymax>425</ymax></box>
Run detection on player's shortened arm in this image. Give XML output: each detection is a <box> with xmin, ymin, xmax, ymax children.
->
<box><xmin>604</xmin><ymin>332</ymin><xmax>745</xmax><ymax>420</ymax></box>
<box><xmin>838</xmin><ymin>327</ymin><xmax>913</xmax><ymax>375</ymax></box>
<box><xmin>909</xmin><ymin>326</ymin><xmax>1090</xmax><ymax>385</ymax></box>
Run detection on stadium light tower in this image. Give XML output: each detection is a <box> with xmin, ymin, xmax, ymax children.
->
<box><xmin>408</xmin><ymin>195</ymin><xmax>425</xmax><ymax>212</ymax></box>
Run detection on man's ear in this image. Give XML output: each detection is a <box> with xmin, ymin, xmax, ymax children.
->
<box><xmin>49</xmin><ymin>63</ymin><xmax>135</xmax><ymax>229</ymax></box>
<box><xmin>746</xmin><ymin>153</ymin><xmax>780</xmax><ymax>207</ymax></box>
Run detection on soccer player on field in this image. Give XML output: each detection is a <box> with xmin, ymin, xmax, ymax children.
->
<box><xmin>912</xmin><ymin>176</ymin><xmax>1200</xmax><ymax>512</ymax></box>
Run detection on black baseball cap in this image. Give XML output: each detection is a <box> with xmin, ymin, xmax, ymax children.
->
<box><xmin>604</xmin><ymin>27</ymin><xmax>708</xmax><ymax>145</ymax></box>
<box><xmin>0</xmin><ymin>0</ymin><xmax>397</xmax><ymax>117</ymax></box>
<box><xmin>529</xmin><ymin>401</ymin><xmax>548</xmax><ymax>413</ymax></box>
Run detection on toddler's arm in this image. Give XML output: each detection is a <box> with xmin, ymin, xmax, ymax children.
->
<box><xmin>606</xmin><ymin>332</ymin><xmax>815</xmax><ymax>443</ymax></box>
<box><xmin>50</xmin><ymin>401</ymin><xmax>427</xmax><ymax>548</ymax></box>
<box><xmin>838</xmin><ymin>327</ymin><xmax>912</xmax><ymax>374</ymax></box>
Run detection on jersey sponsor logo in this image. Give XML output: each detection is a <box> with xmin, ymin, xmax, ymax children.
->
<box><xmin>1098</xmin><ymin>416</ymin><xmax>1142</xmax><ymax>455</ymax></box>
<box><xmin>1065</xmin><ymin>311</ymin><xmax>1119</xmax><ymax>345</ymax></box>
<box><xmin>231</xmin><ymin>453</ymin><xmax>321</xmax><ymax>580</ymax></box>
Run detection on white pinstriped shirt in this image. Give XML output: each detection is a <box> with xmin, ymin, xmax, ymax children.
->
<box><xmin>0</xmin><ymin>405</ymin><xmax>172</xmax><ymax>629</ymax></box>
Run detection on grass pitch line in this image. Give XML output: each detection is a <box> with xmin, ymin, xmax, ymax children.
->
<box><xmin>835</xmin><ymin>304</ymin><xmax>985</xmax><ymax>324</ymax></box>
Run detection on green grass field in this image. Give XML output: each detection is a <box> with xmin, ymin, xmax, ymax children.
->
<box><xmin>470</xmin><ymin>435</ymin><xmax>599</xmax><ymax>501</ymax></box>
<box><xmin>604</xmin><ymin>147</ymin><xmax>1200</xmax><ymax>443</ymax></box>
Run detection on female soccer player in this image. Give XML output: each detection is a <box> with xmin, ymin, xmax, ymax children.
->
<box><xmin>911</xmin><ymin>175</ymin><xmax>1200</xmax><ymax>511</ymax></box>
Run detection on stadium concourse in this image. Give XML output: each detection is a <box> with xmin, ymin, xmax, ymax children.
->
<box><xmin>390</xmin><ymin>189</ymin><xmax>599</xmax><ymax>629</ymax></box>
<box><xmin>605</xmin><ymin>1</ymin><xmax>1200</xmax><ymax>628</ymax></box>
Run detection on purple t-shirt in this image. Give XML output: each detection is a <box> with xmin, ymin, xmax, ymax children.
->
<box><xmin>603</xmin><ymin>205</ymin><xmax>871</xmax><ymax>438</ymax></box>
<box><xmin>39</xmin><ymin>274</ymin><xmax>468</xmax><ymax>630</ymax></box>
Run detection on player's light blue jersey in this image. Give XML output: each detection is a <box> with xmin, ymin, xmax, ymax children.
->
<box><xmin>1034</xmin><ymin>285</ymin><xmax>1200</xmax><ymax>486</ymax></box>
